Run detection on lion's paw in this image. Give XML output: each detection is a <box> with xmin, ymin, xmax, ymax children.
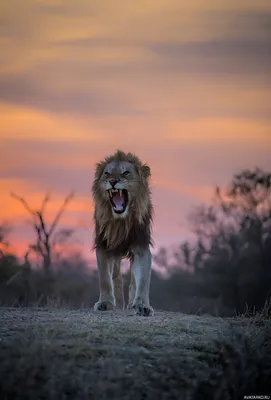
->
<box><xmin>132</xmin><ymin>301</ymin><xmax>154</xmax><ymax>317</ymax></box>
<box><xmin>94</xmin><ymin>300</ymin><xmax>115</xmax><ymax>312</ymax></box>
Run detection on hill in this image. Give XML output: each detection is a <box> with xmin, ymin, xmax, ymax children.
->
<box><xmin>0</xmin><ymin>307</ymin><xmax>270</xmax><ymax>399</ymax></box>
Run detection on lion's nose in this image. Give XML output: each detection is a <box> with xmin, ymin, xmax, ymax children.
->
<box><xmin>109</xmin><ymin>179</ymin><xmax>119</xmax><ymax>188</ymax></box>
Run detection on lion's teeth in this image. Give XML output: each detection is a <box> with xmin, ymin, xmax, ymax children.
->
<box><xmin>109</xmin><ymin>190</ymin><xmax>112</xmax><ymax>197</ymax></box>
<box><xmin>119</xmin><ymin>189</ymin><xmax>122</xmax><ymax>196</ymax></box>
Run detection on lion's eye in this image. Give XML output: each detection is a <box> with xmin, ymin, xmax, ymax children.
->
<box><xmin>123</xmin><ymin>171</ymin><xmax>130</xmax><ymax>176</ymax></box>
<box><xmin>104</xmin><ymin>172</ymin><xmax>110</xmax><ymax>178</ymax></box>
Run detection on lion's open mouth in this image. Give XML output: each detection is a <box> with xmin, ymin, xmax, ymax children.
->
<box><xmin>108</xmin><ymin>189</ymin><xmax>128</xmax><ymax>214</ymax></box>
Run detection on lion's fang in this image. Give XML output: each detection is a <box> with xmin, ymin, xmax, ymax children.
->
<box><xmin>109</xmin><ymin>189</ymin><xmax>124</xmax><ymax>195</ymax></box>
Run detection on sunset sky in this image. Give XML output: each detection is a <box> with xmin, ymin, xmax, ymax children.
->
<box><xmin>0</xmin><ymin>0</ymin><xmax>270</xmax><ymax>263</ymax></box>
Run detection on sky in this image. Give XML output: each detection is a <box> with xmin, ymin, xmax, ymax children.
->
<box><xmin>0</xmin><ymin>0</ymin><xmax>270</xmax><ymax>264</ymax></box>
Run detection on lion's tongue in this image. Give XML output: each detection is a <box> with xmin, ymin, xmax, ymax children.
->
<box><xmin>112</xmin><ymin>192</ymin><xmax>124</xmax><ymax>210</ymax></box>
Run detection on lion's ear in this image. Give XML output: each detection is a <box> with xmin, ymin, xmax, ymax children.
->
<box><xmin>141</xmin><ymin>164</ymin><xmax>151</xmax><ymax>178</ymax></box>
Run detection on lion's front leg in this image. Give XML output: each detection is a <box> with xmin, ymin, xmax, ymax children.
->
<box><xmin>94</xmin><ymin>249</ymin><xmax>116</xmax><ymax>312</ymax></box>
<box><xmin>127</xmin><ymin>267</ymin><xmax>136</xmax><ymax>309</ymax></box>
<box><xmin>130</xmin><ymin>247</ymin><xmax>154</xmax><ymax>316</ymax></box>
<box><xmin>112</xmin><ymin>259</ymin><xmax>124</xmax><ymax>310</ymax></box>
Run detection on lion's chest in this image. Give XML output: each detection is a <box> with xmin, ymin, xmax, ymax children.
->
<box><xmin>95</xmin><ymin>220</ymin><xmax>151</xmax><ymax>258</ymax></box>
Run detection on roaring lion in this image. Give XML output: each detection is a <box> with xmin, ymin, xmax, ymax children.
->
<box><xmin>92</xmin><ymin>149</ymin><xmax>154</xmax><ymax>316</ymax></box>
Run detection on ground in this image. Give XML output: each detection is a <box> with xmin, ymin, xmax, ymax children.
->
<box><xmin>0</xmin><ymin>307</ymin><xmax>270</xmax><ymax>400</ymax></box>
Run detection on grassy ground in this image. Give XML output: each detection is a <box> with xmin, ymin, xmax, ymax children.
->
<box><xmin>0</xmin><ymin>307</ymin><xmax>270</xmax><ymax>400</ymax></box>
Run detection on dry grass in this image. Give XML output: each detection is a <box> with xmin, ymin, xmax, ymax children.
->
<box><xmin>0</xmin><ymin>307</ymin><xmax>270</xmax><ymax>400</ymax></box>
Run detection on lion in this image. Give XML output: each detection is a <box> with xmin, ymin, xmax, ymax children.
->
<box><xmin>91</xmin><ymin>149</ymin><xmax>154</xmax><ymax>316</ymax></box>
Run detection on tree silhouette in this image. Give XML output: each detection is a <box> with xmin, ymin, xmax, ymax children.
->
<box><xmin>153</xmin><ymin>167</ymin><xmax>271</xmax><ymax>315</ymax></box>
<box><xmin>10</xmin><ymin>192</ymin><xmax>74</xmax><ymax>273</ymax></box>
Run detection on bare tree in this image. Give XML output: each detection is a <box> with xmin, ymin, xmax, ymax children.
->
<box><xmin>11</xmin><ymin>192</ymin><xmax>74</xmax><ymax>273</ymax></box>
